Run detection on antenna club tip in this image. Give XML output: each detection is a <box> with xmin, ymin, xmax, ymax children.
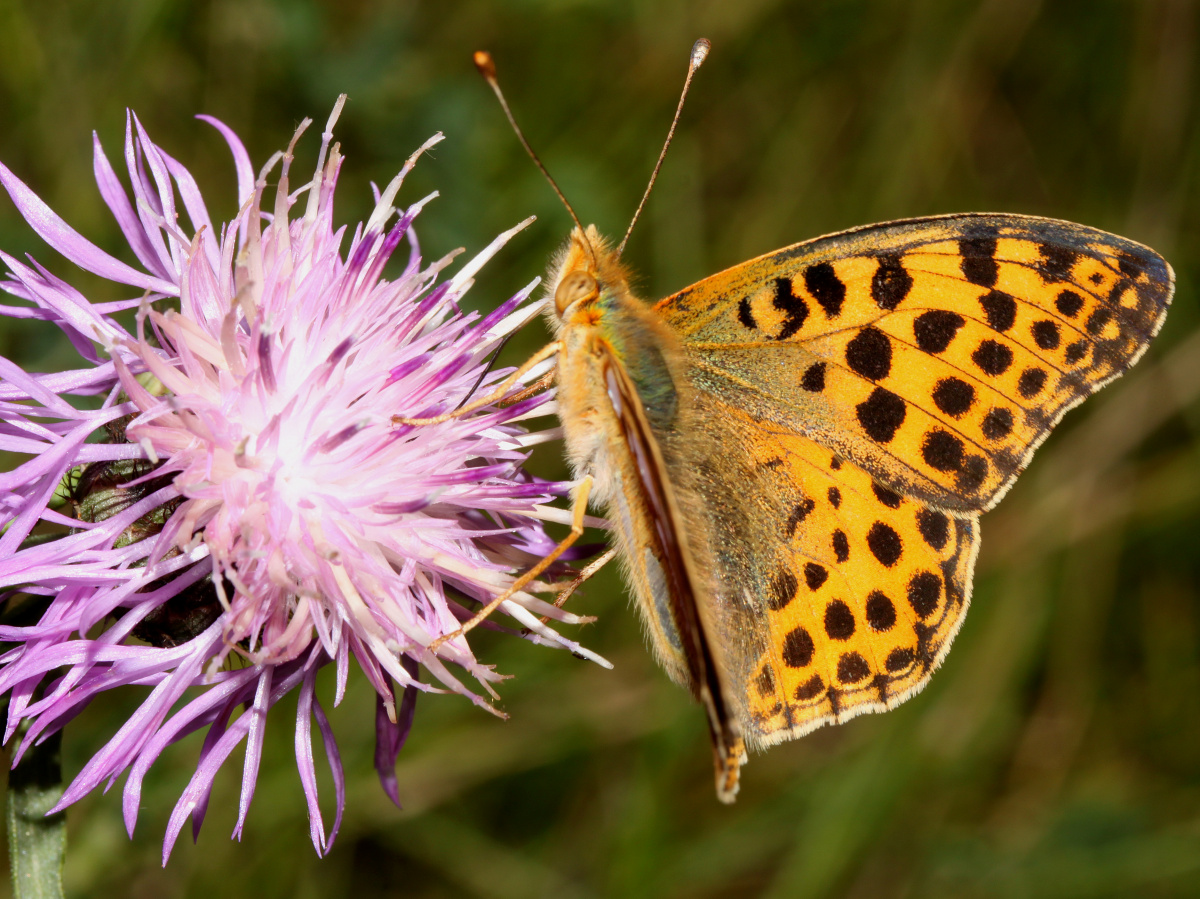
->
<box><xmin>473</xmin><ymin>51</ymin><xmax>497</xmax><ymax>79</ymax></box>
<box><xmin>691</xmin><ymin>38</ymin><xmax>711</xmax><ymax>67</ymax></box>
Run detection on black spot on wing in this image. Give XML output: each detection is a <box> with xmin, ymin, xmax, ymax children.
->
<box><xmin>768</xmin><ymin>568</ymin><xmax>799</xmax><ymax>610</ymax></box>
<box><xmin>845</xmin><ymin>327</ymin><xmax>893</xmax><ymax>380</ymax></box>
<box><xmin>979</xmin><ymin>290</ymin><xmax>1016</xmax><ymax>332</ymax></box>
<box><xmin>804</xmin><ymin>562</ymin><xmax>829</xmax><ymax>591</ymax></box>
<box><xmin>885</xmin><ymin>647</ymin><xmax>915</xmax><ymax>672</ymax></box>
<box><xmin>837</xmin><ymin>652</ymin><xmax>871</xmax><ymax>684</ymax></box>
<box><xmin>794</xmin><ymin>674</ymin><xmax>824</xmax><ymax>701</ymax></box>
<box><xmin>916</xmin><ymin>509</ymin><xmax>949</xmax><ymax>550</ymax></box>
<box><xmin>1017</xmin><ymin>368</ymin><xmax>1047</xmax><ymax>398</ymax></box>
<box><xmin>907</xmin><ymin>571</ymin><xmax>942</xmax><ymax>618</ymax></box>
<box><xmin>957</xmin><ymin>454</ymin><xmax>988</xmax><ymax>494</ymax></box>
<box><xmin>871</xmin><ymin>255</ymin><xmax>913</xmax><ymax>310</ymax></box>
<box><xmin>1117</xmin><ymin>251</ymin><xmax>1144</xmax><ymax>280</ymax></box>
<box><xmin>786</xmin><ymin>498</ymin><xmax>815</xmax><ymax>536</ymax></box>
<box><xmin>972</xmin><ymin>340</ymin><xmax>1013</xmax><ymax>376</ymax></box>
<box><xmin>832</xmin><ymin>530</ymin><xmax>850</xmax><ymax>563</ymax></box>
<box><xmin>867</xmin><ymin>522</ymin><xmax>903</xmax><ymax>567</ymax></box>
<box><xmin>932</xmin><ymin>378</ymin><xmax>975</xmax><ymax>417</ymax></box>
<box><xmin>913</xmin><ymin>311</ymin><xmax>966</xmax><ymax>354</ymax></box>
<box><xmin>872</xmin><ymin>482</ymin><xmax>902</xmax><ymax>508</ymax></box>
<box><xmin>1064</xmin><ymin>340</ymin><xmax>1088</xmax><ymax>365</ymax></box>
<box><xmin>1037</xmin><ymin>244</ymin><xmax>1078</xmax><ymax>281</ymax></box>
<box><xmin>1056</xmin><ymin>290</ymin><xmax>1084</xmax><ymax>318</ymax></box>
<box><xmin>981</xmin><ymin>407</ymin><xmax>1013</xmax><ymax>441</ymax></box>
<box><xmin>783</xmin><ymin>627</ymin><xmax>815</xmax><ymax>667</ymax></box>
<box><xmin>865</xmin><ymin>590</ymin><xmax>896</xmax><ymax>631</ymax></box>
<box><xmin>922</xmin><ymin>429</ymin><xmax>965</xmax><ymax>472</ymax></box>
<box><xmin>737</xmin><ymin>296</ymin><xmax>756</xmax><ymax>330</ymax></box>
<box><xmin>772</xmin><ymin>278</ymin><xmax>809</xmax><ymax>340</ymax></box>
<box><xmin>856</xmin><ymin>388</ymin><xmax>906</xmax><ymax>443</ymax></box>
<box><xmin>824</xmin><ymin>601</ymin><xmax>856</xmax><ymax>640</ymax></box>
<box><xmin>801</xmin><ymin>362</ymin><xmax>826</xmax><ymax>392</ymax></box>
<box><xmin>1032</xmin><ymin>320</ymin><xmax>1060</xmax><ymax>350</ymax></box>
<box><xmin>960</xmin><ymin>237</ymin><xmax>998</xmax><ymax>287</ymax></box>
<box><xmin>1086</xmin><ymin>305</ymin><xmax>1112</xmax><ymax>336</ymax></box>
<box><xmin>755</xmin><ymin>666</ymin><xmax>775</xmax><ymax>697</ymax></box>
<box><xmin>805</xmin><ymin>263</ymin><xmax>846</xmax><ymax>318</ymax></box>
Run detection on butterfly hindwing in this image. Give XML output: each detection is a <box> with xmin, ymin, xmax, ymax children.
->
<box><xmin>672</xmin><ymin>394</ymin><xmax>978</xmax><ymax>746</ymax></box>
<box><xmin>658</xmin><ymin>214</ymin><xmax>1173</xmax><ymax>514</ymax></box>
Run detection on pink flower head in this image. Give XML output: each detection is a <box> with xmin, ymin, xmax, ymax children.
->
<box><xmin>0</xmin><ymin>97</ymin><xmax>605</xmax><ymax>861</ymax></box>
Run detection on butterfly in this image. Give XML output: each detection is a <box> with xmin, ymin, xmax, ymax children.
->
<box><xmin>544</xmin><ymin>213</ymin><xmax>1171</xmax><ymax>800</ymax></box>
<box><xmin>409</xmin><ymin>43</ymin><xmax>1174</xmax><ymax>802</ymax></box>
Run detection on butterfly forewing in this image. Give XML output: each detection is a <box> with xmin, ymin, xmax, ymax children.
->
<box><xmin>658</xmin><ymin>214</ymin><xmax>1173</xmax><ymax>514</ymax></box>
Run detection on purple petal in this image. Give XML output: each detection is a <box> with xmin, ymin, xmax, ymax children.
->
<box><xmin>232</xmin><ymin>667</ymin><xmax>272</xmax><ymax>840</ymax></box>
<box><xmin>0</xmin><ymin>161</ymin><xmax>177</xmax><ymax>295</ymax></box>
<box><xmin>374</xmin><ymin>655</ymin><xmax>419</xmax><ymax>807</ymax></box>
<box><xmin>311</xmin><ymin>695</ymin><xmax>344</xmax><ymax>852</ymax></box>
<box><xmin>92</xmin><ymin>131</ymin><xmax>173</xmax><ymax>280</ymax></box>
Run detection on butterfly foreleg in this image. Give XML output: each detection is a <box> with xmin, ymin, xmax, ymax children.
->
<box><xmin>428</xmin><ymin>474</ymin><xmax>596</xmax><ymax>653</ymax></box>
<box><xmin>393</xmin><ymin>339</ymin><xmax>560</xmax><ymax>426</ymax></box>
<box><xmin>499</xmin><ymin>367</ymin><xmax>557</xmax><ymax>407</ymax></box>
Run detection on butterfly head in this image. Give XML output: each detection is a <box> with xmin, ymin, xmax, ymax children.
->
<box><xmin>547</xmin><ymin>225</ymin><xmax>633</xmax><ymax>328</ymax></box>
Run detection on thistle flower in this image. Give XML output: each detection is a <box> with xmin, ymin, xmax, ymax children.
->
<box><xmin>0</xmin><ymin>97</ymin><xmax>602</xmax><ymax>861</ymax></box>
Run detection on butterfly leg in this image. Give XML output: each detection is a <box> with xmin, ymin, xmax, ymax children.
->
<box><xmin>429</xmin><ymin>474</ymin><xmax>595</xmax><ymax>653</ymax></box>
<box><xmin>393</xmin><ymin>340</ymin><xmax>560</xmax><ymax>426</ymax></box>
<box><xmin>549</xmin><ymin>547</ymin><xmax>617</xmax><ymax>610</ymax></box>
<box><xmin>499</xmin><ymin>368</ymin><xmax>556</xmax><ymax>407</ymax></box>
<box><xmin>526</xmin><ymin>546</ymin><xmax>618</xmax><ymax>630</ymax></box>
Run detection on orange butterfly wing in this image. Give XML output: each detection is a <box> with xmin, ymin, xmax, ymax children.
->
<box><xmin>650</xmin><ymin>214</ymin><xmax>1171</xmax><ymax>743</ymax></box>
<box><xmin>660</xmin><ymin>214</ymin><xmax>1172</xmax><ymax>513</ymax></box>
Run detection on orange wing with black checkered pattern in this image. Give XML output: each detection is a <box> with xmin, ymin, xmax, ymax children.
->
<box><xmin>653</xmin><ymin>214</ymin><xmax>1171</xmax><ymax>745</ymax></box>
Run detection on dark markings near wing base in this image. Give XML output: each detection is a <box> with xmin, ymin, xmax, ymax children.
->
<box><xmin>804</xmin><ymin>562</ymin><xmax>829</xmax><ymax>591</ymax></box>
<box><xmin>786</xmin><ymin>498</ymin><xmax>815</xmax><ymax>536</ymax></box>
<box><xmin>801</xmin><ymin>362</ymin><xmax>826</xmax><ymax>392</ymax></box>
<box><xmin>772</xmin><ymin>278</ymin><xmax>809</xmax><ymax>340</ymax></box>
<box><xmin>768</xmin><ymin>569</ymin><xmax>799</xmax><ymax>610</ymax></box>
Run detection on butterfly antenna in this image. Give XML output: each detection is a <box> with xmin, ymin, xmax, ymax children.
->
<box><xmin>474</xmin><ymin>51</ymin><xmax>595</xmax><ymax>267</ymax></box>
<box><xmin>615</xmin><ymin>38</ymin><xmax>710</xmax><ymax>259</ymax></box>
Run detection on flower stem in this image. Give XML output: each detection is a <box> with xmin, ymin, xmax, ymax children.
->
<box><xmin>7</xmin><ymin>725</ymin><xmax>65</xmax><ymax>899</ymax></box>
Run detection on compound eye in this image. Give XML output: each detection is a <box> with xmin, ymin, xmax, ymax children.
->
<box><xmin>554</xmin><ymin>270</ymin><xmax>598</xmax><ymax>315</ymax></box>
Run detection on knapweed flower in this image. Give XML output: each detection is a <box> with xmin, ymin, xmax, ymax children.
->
<box><xmin>0</xmin><ymin>96</ymin><xmax>603</xmax><ymax>861</ymax></box>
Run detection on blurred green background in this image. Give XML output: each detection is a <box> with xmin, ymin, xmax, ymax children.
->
<box><xmin>1</xmin><ymin>0</ymin><xmax>1200</xmax><ymax>896</ymax></box>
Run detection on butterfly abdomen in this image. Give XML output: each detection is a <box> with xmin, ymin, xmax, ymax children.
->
<box><xmin>555</xmin><ymin>284</ymin><xmax>702</xmax><ymax>681</ymax></box>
